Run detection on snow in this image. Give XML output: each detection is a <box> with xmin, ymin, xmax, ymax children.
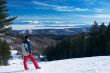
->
<box><xmin>0</xmin><ymin>50</ymin><xmax>110</xmax><ymax>73</ymax></box>
<box><xmin>9</xmin><ymin>50</ymin><xmax>23</xmax><ymax>65</ymax></box>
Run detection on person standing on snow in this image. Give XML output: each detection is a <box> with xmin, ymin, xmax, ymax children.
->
<box><xmin>21</xmin><ymin>35</ymin><xmax>41</xmax><ymax>70</ymax></box>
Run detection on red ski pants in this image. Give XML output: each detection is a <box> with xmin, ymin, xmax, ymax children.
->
<box><xmin>23</xmin><ymin>54</ymin><xmax>39</xmax><ymax>70</ymax></box>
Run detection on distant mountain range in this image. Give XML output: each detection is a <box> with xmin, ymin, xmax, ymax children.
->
<box><xmin>11</xmin><ymin>25</ymin><xmax>91</xmax><ymax>36</ymax></box>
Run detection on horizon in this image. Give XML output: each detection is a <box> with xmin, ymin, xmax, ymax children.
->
<box><xmin>7</xmin><ymin>0</ymin><xmax>110</xmax><ymax>30</ymax></box>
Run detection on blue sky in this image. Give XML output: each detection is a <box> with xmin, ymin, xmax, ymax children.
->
<box><xmin>7</xmin><ymin>0</ymin><xmax>110</xmax><ymax>29</ymax></box>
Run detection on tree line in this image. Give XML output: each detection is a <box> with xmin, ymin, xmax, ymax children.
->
<box><xmin>45</xmin><ymin>21</ymin><xmax>110</xmax><ymax>61</ymax></box>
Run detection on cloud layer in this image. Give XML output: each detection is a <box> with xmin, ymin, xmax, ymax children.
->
<box><xmin>7</xmin><ymin>0</ymin><xmax>110</xmax><ymax>30</ymax></box>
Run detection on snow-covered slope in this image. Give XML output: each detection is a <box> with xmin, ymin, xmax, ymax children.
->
<box><xmin>1</xmin><ymin>56</ymin><xmax>110</xmax><ymax>73</ymax></box>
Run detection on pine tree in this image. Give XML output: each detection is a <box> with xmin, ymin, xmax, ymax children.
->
<box><xmin>88</xmin><ymin>21</ymin><xmax>100</xmax><ymax>56</ymax></box>
<box><xmin>105</xmin><ymin>23</ymin><xmax>110</xmax><ymax>55</ymax></box>
<box><xmin>0</xmin><ymin>0</ymin><xmax>16</xmax><ymax>34</ymax></box>
<box><xmin>0</xmin><ymin>0</ymin><xmax>16</xmax><ymax>65</ymax></box>
<box><xmin>0</xmin><ymin>40</ymin><xmax>11</xmax><ymax>65</ymax></box>
<box><xmin>98</xmin><ymin>23</ymin><xmax>107</xmax><ymax>55</ymax></box>
<box><xmin>97</xmin><ymin>23</ymin><xmax>107</xmax><ymax>55</ymax></box>
<box><xmin>91</xmin><ymin>21</ymin><xmax>99</xmax><ymax>33</ymax></box>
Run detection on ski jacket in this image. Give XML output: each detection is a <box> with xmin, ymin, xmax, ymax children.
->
<box><xmin>21</xmin><ymin>39</ymin><xmax>32</xmax><ymax>56</ymax></box>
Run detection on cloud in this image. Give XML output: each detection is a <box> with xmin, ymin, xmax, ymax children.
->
<box><xmin>94</xmin><ymin>14</ymin><xmax>110</xmax><ymax>18</ymax></box>
<box><xmin>22</xmin><ymin>20</ymin><xmax>40</xmax><ymax>24</ymax></box>
<box><xmin>56</xmin><ymin>7</ymin><xmax>90</xmax><ymax>12</ymax></box>
<box><xmin>74</xmin><ymin>8</ymin><xmax>90</xmax><ymax>11</ymax></box>
<box><xmin>84</xmin><ymin>0</ymin><xmax>98</xmax><ymax>4</ymax></box>
<box><xmin>22</xmin><ymin>21</ymin><xmax>33</xmax><ymax>23</ymax></box>
<box><xmin>32</xmin><ymin>1</ymin><xmax>59</xmax><ymax>8</ymax></box>
<box><xmin>33</xmin><ymin>1</ymin><xmax>71</xmax><ymax>11</ymax></box>
<box><xmin>94</xmin><ymin>8</ymin><xmax>104</xmax><ymax>12</ymax></box>
<box><xmin>55</xmin><ymin>6</ymin><xmax>74</xmax><ymax>12</ymax></box>
<box><xmin>32</xmin><ymin>1</ymin><xmax>91</xmax><ymax>12</ymax></box>
<box><xmin>79</xmin><ymin>14</ymin><xmax>110</xmax><ymax>18</ymax></box>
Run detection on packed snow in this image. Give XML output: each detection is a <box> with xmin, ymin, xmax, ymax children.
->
<box><xmin>0</xmin><ymin>50</ymin><xmax>110</xmax><ymax>73</ymax></box>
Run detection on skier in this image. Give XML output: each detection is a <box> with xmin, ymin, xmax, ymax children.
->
<box><xmin>21</xmin><ymin>35</ymin><xmax>41</xmax><ymax>70</ymax></box>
